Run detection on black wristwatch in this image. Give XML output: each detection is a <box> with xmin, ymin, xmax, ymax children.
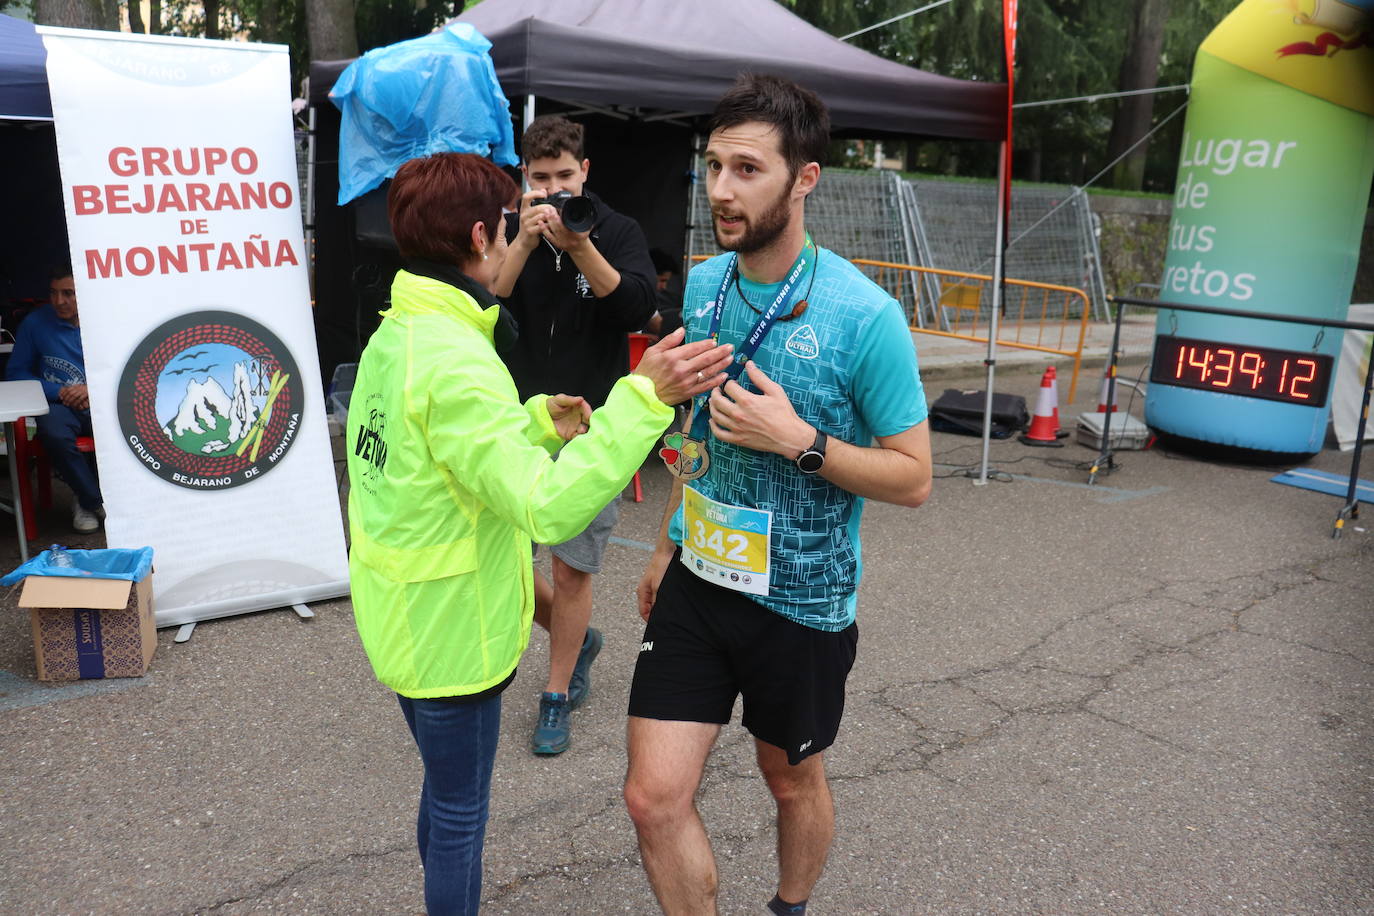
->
<box><xmin>796</xmin><ymin>429</ymin><xmax>828</xmax><ymax>474</ymax></box>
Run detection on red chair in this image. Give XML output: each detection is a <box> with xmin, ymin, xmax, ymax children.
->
<box><xmin>13</xmin><ymin>417</ymin><xmax>95</xmax><ymax>541</ymax></box>
<box><xmin>627</xmin><ymin>333</ymin><xmax>654</xmax><ymax>503</ymax></box>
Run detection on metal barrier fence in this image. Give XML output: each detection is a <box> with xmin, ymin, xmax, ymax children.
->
<box><xmin>688</xmin><ymin>166</ymin><xmax>913</xmax><ymax>272</ymax></box>
<box><xmin>686</xmin><ymin>163</ymin><xmax>1107</xmax><ymax>336</ymax></box>
<box><xmin>907</xmin><ymin>180</ymin><xmax>1109</xmax><ymax>325</ymax></box>
<box><xmin>688</xmin><ymin>166</ymin><xmax>925</xmax><ymax>321</ymax></box>
<box><xmin>688</xmin><ymin>253</ymin><xmax>1092</xmax><ymax>401</ymax></box>
<box><xmin>855</xmin><ymin>259</ymin><xmax>1093</xmax><ymax>401</ymax></box>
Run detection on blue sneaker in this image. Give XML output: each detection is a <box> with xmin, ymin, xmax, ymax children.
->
<box><xmin>531</xmin><ymin>692</ymin><xmax>571</xmax><ymax>756</ymax></box>
<box><xmin>568</xmin><ymin>627</ymin><xmax>604</xmax><ymax>710</ymax></box>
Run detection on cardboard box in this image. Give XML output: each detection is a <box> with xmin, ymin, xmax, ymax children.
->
<box><xmin>22</xmin><ymin>573</ymin><xmax>155</xmax><ymax>681</ymax></box>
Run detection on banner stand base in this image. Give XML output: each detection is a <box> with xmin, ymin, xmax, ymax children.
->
<box><xmin>171</xmin><ymin>600</ymin><xmax>324</xmax><ymax>643</ymax></box>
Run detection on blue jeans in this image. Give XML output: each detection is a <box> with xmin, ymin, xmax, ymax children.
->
<box><xmin>36</xmin><ymin>402</ymin><xmax>101</xmax><ymax>510</ymax></box>
<box><xmin>397</xmin><ymin>692</ymin><xmax>502</xmax><ymax>916</ymax></box>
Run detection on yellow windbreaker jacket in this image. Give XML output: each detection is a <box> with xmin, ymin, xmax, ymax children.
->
<box><xmin>346</xmin><ymin>269</ymin><xmax>673</xmax><ymax>698</ymax></box>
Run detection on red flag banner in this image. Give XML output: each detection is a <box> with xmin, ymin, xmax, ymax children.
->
<box><xmin>1001</xmin><ymin>0</ymin><xmax>1018</xmax><ymax>235</ymax></box>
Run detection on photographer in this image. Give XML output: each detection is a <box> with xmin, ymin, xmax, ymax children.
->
<box><xmin>493</xmin><ymin>114</ymin><xmax>658</xmax><ymax>757</ymax></box>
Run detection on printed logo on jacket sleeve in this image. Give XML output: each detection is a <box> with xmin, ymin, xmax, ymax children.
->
<box><xmin>353</xmin><ymin>392</ymin><xmax>388</xmax><ymax>496</ymax></box>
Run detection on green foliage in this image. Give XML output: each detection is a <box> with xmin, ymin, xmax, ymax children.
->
<box><xmin>783</xmin><ymin>0</ymin><xmax>1233</xmax><ymax>190</ymax></box>
<box><xmin>354</xmin><ymin>0</ymin><xmax>455</xmax><ymax>54</ymax></box>
<box><xmin>146</xmin><ymin>0</ymin><xmax>456</xmax><ymax>91</ymax></box>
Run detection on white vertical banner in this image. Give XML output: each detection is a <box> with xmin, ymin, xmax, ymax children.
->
<box><xmin>41</xmin><ymin>28</ymin><xmax>349</xmax><ymax>627</ymax></box>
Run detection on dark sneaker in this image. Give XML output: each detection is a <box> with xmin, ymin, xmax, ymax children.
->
<box><xmin>568</xmin><ymin>627</ymin><xmax>604</xmax><ymax>711</ymax></box>
<box><xmin>531</xmin><ymin>692</ymin><xmax>571</xmax><ymax>756</ymax></box>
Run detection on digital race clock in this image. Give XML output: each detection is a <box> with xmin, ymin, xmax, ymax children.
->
<box><xmin>1150</xmin><ymin>335</ymin><xmax>1333</xmax><ymax>408</ymax></box>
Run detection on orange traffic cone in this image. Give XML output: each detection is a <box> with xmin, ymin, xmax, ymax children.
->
<box><xmin>1019</xmin><ymin>365</ymin><xmax>1065</xmax><ymax>447</ymax></box>
<box><xmin>1097</xmin><ymin>365</ymin><xmax>1119</xmax><ymax>413</ymax></box>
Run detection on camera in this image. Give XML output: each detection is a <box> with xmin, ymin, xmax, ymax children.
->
<box><xmin>540</xmin><ymin>190</ymin><xmax>596</xmax><ymax>233</ymax></box>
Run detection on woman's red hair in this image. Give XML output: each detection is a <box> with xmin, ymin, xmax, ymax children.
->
<box><xmin>388</xmin><ymin>153</ymin><xmax>517</xmax><ymax>265</ymax></box>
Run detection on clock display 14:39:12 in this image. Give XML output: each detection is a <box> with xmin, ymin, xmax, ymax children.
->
<box><xmin>1150</xmin><ymin>335</ymin><xmax>1332</xmax><ymax>407</ymax></box>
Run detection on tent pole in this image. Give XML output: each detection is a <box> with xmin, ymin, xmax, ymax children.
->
<box><xmin>685</xmin><ymin>132</ymin><xmax>701</xmax><ymax>272</ymax></box>
<box><xmin>304</xmin><ymin>104</ymin><xmax>317</xmax><ymax>302</ymax></box>
<box><xmin>522</xmin><ymin>95</ymin><xmax>535</xmax><ymax>191</ymax></box>
<box><xmin>975</xmin><ymin>141</ymin><xmax>1008</xmax><ymax>486</ymax></box>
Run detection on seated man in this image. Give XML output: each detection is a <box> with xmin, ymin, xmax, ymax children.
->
<box><xmin>7</xmin><ymin>264</ymin><xmax>102</xmax><ymax>532</ymax></box>
<box><xmin>643</xmin><ymin>247</ymin><xmax>683</xmax><ymax>338</ymax></box>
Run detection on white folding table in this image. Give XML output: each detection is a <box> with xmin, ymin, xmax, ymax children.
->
<box><xmin>0</xmin><ymin>380</ymin><xmax>49</xmax><ymax>561</ymax></box>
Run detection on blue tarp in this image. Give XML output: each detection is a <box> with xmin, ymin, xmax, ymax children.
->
<box><xmin>330</xmin><ymin>22</ymin><xmax>517</xmax><ymax>206</ymax></box>
<box><xmin>1271</xmin><ymin>468</ymin><xmax>1374</xmax><ymax>505</ymax></box>
<box><xmin>1</xmin><ymin>546</ymin><xmax>155</xmax><ymax>585</ymax></box>
<box><xmin>0</xmin><ymin>13</ymin><xmax>52</xmax><ymax>120</ymax></box>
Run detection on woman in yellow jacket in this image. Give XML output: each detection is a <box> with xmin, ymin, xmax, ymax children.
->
<box><xmin>345</xmin><ymin>153</ymin><xmax>731</xmax><ymax>916</ymax></box>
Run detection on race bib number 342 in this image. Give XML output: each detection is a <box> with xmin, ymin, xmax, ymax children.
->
<box><xmin>680</xmin><ymin>485</ymin><xmax>771</xmax><ymax>596</ymax></box>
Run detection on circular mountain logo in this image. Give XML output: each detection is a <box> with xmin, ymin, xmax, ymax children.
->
<box><xmin>118</xmin><ymin>310</ymin><xmax>302</xmax><ymax>490</ymax></box>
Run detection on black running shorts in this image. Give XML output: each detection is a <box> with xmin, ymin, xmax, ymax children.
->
<box><xmin>628</xmin><ymin>551</ymin><xmax>859</xmax><ymax>765</ymax></box>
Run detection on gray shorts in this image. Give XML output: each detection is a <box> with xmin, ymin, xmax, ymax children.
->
<box><xmin>537</xmin><ymin>496</ymin><xmax>620</xmax><ymax>574</ymax></box>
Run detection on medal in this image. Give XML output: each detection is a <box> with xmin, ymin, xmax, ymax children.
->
<box><xmin>659</xmin><ymin>427</ymin><xmax>710</xmax><ymax>481</ymax></box>
<box><xmin>666</xmin><ymin>237</ymin><xmax>816</xmax><ymax>484</ymax></box>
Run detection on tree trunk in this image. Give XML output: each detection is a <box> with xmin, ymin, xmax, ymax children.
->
<box><xmin>256</xmin><ymin>0</ymin><xmax>282</xmax><ymax>43</ymax></box>
<box><xmin>33</xmin><ymin>0</ymin><xmax>118</xmax><ymax>30</ymax></box>
<box><xmin>148</xmin><ymin>0</ymin><xmax>161</xmax><ymax>34</ymax></box>
<box><xmin>128</xmin><ymin>0</ymin><xmax>146</xmax><ymax>34</ymax></box>
<box><xmin>307</xmin><ymin>0</ymin><xmax>358</xmax><ymax>61</ymax></box>
<box><xmin>1105</xmin><ymin>0</ymin><xmax>1171</xmax><ymax>190</ymax></box>
<box><xmin>203</xmin><ymin>0</ymin><xmax>220</xmax><ymax>39</ymax></box>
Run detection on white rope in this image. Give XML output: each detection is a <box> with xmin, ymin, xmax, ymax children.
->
<box><xmin>1013</xmin><ymin>84</ymin><xmax>1190</xmax><ymax>110</ymax></box>
<box><xmin>839</xmin><ymin>0</ymin><xmax>954</xmax><ymax>41</ymax></box>
<box><xmin>1002</xmin><ymin>98</ymin><xmax>1191</xmax><ymax>255</ymax></box>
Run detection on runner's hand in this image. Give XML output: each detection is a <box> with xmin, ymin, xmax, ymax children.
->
<box><xmin>637</xmin><ymin>548</ymin><xmax>674</xmax><ymax>621</ymax></box>
<box><xmin>707</xmin><ymin>360</ymin><xmax>812</xmax><ymax>457</ymax></box>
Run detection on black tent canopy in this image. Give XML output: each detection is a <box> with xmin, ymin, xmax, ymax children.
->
<box><xmin>307</xmin><ymin>0</ymin><xmax>1007</xmax><ymax>378</ymax></box>
<box><xmin>310</xmin><ymin>0</ymin><xmax>1004</xmax><ymax>141</ymax></box>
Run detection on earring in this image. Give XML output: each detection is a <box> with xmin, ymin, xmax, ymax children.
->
<box><xmin>482</xmin><ymin>252</ymin><xmax>489</xmax><ymax>261</ymax></box>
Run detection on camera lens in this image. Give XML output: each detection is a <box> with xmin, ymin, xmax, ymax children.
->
<box><xmin>561</xmin><ymin>196</ymin><xmax>596</xmax><ymax>233</ymax></box>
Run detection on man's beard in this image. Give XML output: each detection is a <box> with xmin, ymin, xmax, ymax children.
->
<box><xmin>713</xmin><ymin>184</ymin><xmax>791</xmax><ymax>254</ymax></box>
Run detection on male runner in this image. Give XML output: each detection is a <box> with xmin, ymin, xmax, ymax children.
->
<box><xmin>625</xmin><ymin>74</ymin><xmax>932</xmax><ymax>916</ymax></box>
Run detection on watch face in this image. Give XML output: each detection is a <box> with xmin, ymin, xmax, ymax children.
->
<box><xmin>797</xmin><ymin>450</ymin><xmax>824</xmax><ymax>474</ymax></box>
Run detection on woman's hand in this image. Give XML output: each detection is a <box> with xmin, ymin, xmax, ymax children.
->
<box><xmin>632</xmin><ymin>327</ymin><xmax>734</xmax><ymax>406</ymax></box>
<box><xmin>546</xmin><ymin>394</ymin><xmax>591</xmax><ymax>441</ymax></box>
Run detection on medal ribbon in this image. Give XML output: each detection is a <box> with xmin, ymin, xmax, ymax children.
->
<box><xmin>688</xmin><ymin>238</ymin><xmax>813</xmax><ymax>442</ymax></box>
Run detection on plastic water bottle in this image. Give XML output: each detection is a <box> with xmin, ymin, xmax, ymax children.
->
<box><xmin>48</xmin><ymin>545</ymin><xmax>74</xmax><ymax>567</ymax></box>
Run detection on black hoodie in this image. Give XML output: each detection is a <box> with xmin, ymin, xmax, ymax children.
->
<box><xmin>499</xmin><ymin>190</ymin><xmax>657</xmax><ymax>409</ymax></box>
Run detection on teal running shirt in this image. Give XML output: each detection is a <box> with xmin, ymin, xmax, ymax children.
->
<box><xmin>669</xmin><ymin>247</ymin><xmax>927</xmax><ymax>630</ymax></box>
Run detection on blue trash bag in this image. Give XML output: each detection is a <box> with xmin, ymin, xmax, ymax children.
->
<box><xmin>0</xmin><ymin>546</ymin><xmax>154</xmax><ymax>586</ymax></box>
<box><xmin>330</xmin><ymin>22</ymin><xmax>518</xmax><ymax>205</ymax></box>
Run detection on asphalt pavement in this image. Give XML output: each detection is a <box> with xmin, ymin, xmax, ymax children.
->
<box><xmin>1</xmin><ymin>343</ymin><xmax>1371</xmax><ymax>915</ymax></box>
